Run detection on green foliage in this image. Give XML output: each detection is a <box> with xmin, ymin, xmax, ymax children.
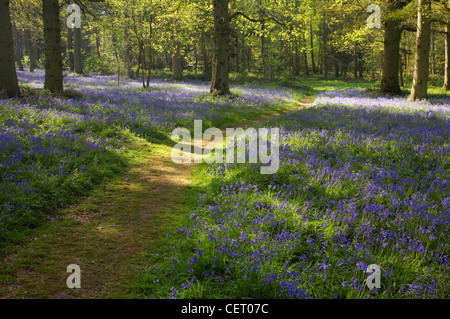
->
<box><xmin>84</xmin><ymin>55</ymin><xmax>113</xmax><ymax>75</ymax></box>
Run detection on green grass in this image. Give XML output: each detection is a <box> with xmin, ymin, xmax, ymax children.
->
<box><xmin>0</xmin><ymin>79</ymin><xmax>306</xmax><ymax>298</ymax></box>
<box><xmin>129</xmin><ymin>85</ymin><xmax>449</xmax><ymax>299</ymax></box>
<box><xmin>4</xmin><ymin>75</ymin><xmax>447</xmax><ymax>299</ymax></box>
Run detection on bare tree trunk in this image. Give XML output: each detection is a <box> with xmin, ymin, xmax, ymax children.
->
<box><xmin>430</xmin><ymin>33</ymin><xmax>436</xmax><ymax>75</ymax></box>
<box><xmin>358</xmin><ymin>51</ymin><xmax>364</xmax><ymax>78</ymax></box>
<box><xmin>202</xmin><ymin>36</ymin><xmax>210</xmax><ymax>78</ymax></box>
<box><xmin>310</xmin><ymin>20</ymin><xmax>316</xmax><ymax>74</ymax></box>
<box><xmin>334</xmin><ymin>56</ymin><xmax>339</xmax><ymax>79</ymax></box>
<box><xmin>261</xmin><ymin>22</ymin><xmax>266</xmax><ymax>78</ymax></box>
<box><xmin>95</xmin><ymin>28</ymin><xmax>101</xmax><ymax>59</ymax></box>
<box><xmin>443</xmin><ymin>1</ymin><xmax>450</xmax><ymax>91</ymax></box>
<box><xmin>124</xmin><ymin>27</ymin><xmax>134</xmax><ymax>78</ymax></box>
<box><xmin>247</xmin><ymin>45</ymin><xmax>251</xmax><ymax>73</ymax></box>
<box><xmin>194</xmin><ymin>42</ymin><xmax>198</xmax><ymax>75</ymax></box>
<box><xmin>26</xmin><ymin>30</ymin><xmax>36</xmax><ymax>73</ymax></box>
<box><xmin>43</xmin><ymin>0</ymin><xmax>63</xmax><ymax>92</ymax></box>
<box><xmin>235</xmin><ymin>32</ymin><xmax>239</xmax><ymax>74</ymax></box>
<box><xmin>147</xmin><ymin>41</ymin><xmax>152</xmax><ymax>87</ymax></box>
<box><xmin>322</xmin><ymin>21</ymin><xmax>328</xmax><ymax>79</ymax></box>
<box><xmin>13</xmin><ymin>23</ymin><xmax>24</xmax><ymax>71</ymax></box>
<box><xmin>112</xmin><ymin>35</ymin><xmax>120</xmax><ymax>86</ymax></box>
<box><xmin>0</xmin><ymin>0</ymin><xmax>20</xmax><ymax>97</ymax></box>
<box><xmin>380</xmin><ymin>18</ymin><xmax>402</xmax><ymax>94</ymax></box>
<box><xmin>399</xmin><ymin>53</ymin><xmax>404</xmax><ymax>88</ymax></box>
<box><xmin>147</xmin><ymin>19</ymin><xmax>154</xmax><ymax>86</ymax></box>
<box><xmin>294</xmin><ymin>38</ymin><xmax>299</xmax><ymax>76</ymax></box>
<box><xmin>210</xmin><ymin>0</ymin><xmax>230</xmax><ymax>95</ymax></box>
<box><xmin>380</xmin><ymin>0</ymin><xmax>410</xmax><ymax>94</ymax></box>
<box><xmin>141</xmin><ymin>46</ymin><xmax>146</xmax><ymax>88</ymax></box>
<box><xmin>74</xmin><ymin>27</ymin><xmax>83</xmax><ymax>75</ymax></box>
<box><xmin>172</xmin><ymin>40</ymin><xmax>183</xmax><ymax>81</ymax></box>
<box><xmin>67</xmin><ymin>28</ymin><xmax>74</xmax><ymax>72</ymax></box>
<box><xmin>303</xmin><ymin>35</ymin><xmax>309</xmax><ymax>76</ymax></box>
<box><xmin>409</xmin><ymin>0</ymin><xmax>432</xmax><ymax>101</ymax></box>
<box><xmin>444</xmin><ymin>24</ymin><xmax>450</xmax><ymax>90</ymax></box>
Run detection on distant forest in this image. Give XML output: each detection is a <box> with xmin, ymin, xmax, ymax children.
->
<box><xmin>1</xmin><ymin>0</ymin><xmax>449</xmax><ymax>99</ymax></box>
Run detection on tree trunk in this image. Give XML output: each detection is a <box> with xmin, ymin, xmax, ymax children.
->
<box><xmin>235</xmin><ymin>32</ymin><xmax>239</xmax><ymax>74</ymax></box>
<box><xmin>322</xmin><ymin>21</ymin><xmax>328</xmax><ymax>79</ymax></box>
<box><xmin>74</xmin><ymin>27</ymin><xmax>83</xmax><ymax>75</ymax></box>
<box><xmin>399</xmin><ymin>53</ymin><xmax>404</xmax><ymax>88</ymax></box>
<box><xmin>140</xmin><ymin>45</ymin><xmax>145</xmax><ymax>88</ymax></box>
<box><xmin>26</xmin><ymin>30</ymin><xmax>36</xmax><ymax>73</ymax></box>
<box><xmin>124</xmin><ymin>27</ymin><xmax>134</xmax><ymax>78</ymax></box>
<box><xmin>210</xmin><ymin>0</ymin><xmax>230</xmax><ymax>95</ymax></box>
<box><xmin>302</xmin><ymin>35</ymin><xmax>309</xmax><ymax>76</ymax></box>
<box><xmin>247</xmin><ymin>46</ymin><xmax>251</xmax><ymax>73</ymax></box>
<box><xmin>261</xmin><ymin>22</ymin><xmax>266</xmax><ymax>78</ymax></box>
<box><xmin>95</xmin><ymin>28</ymin><xmax>101</xmax><ymax>59</ymax></box>
<box><xmin>202</xmin><ymin>35</ymin><xmax>210</xmax><ymax>78</ymax></box>
<box><xmin>147</xmin><ymin>19</ymin><xmax>153</xmax><ymax>87</ymax></box>
<box><xmin>409</xmin><ymin>0</ymin><xmax>431</xmax><ymax>101</ymax></box>
<box><xmin>310</xmin><ymin>20</ymin><xmax>316</xmax><ymax>74</ymax></box>
<box><xmin>334</xmin><ymin>52</ymin><xmax>339</xmax><ymax>78</ymax></box>
<box><xmin>294</xmin><ymin>38</ymin><xmax>299</xmax><ymax>76</ymax></box>
<box><xmin>430</xmin><ymin>33</ymin><xmax>436</xmax><ymax>75</ymax></box>
<box><xmin>444</xmin><ymin>24</ymin><xmax>450</xmax><ymax>90</ymax></box>
<box><xmin>380</xmin><ymin>19</ymin><xmax>402</xmax><ymax>94</ymax></box>
<box><xmin>67</xmin><ymin>28</ymin><xmax>74</xmax><ymax>72</ymax></box>
<box><xmin>194</xmin><ymin>43</ymin><xmax>198</xmax><ymax>75</ymax></box>
<box><xmin>318</xmin><ymin>45</ymin><xmax>322</xmax><ymax>74</ymax></box>
<box><xmin>0</xmin><ymin>0</ymin><xmax>20</xmax><ymax>98</ymax></box>
<box><xmin>380</xmin><ymin>1</ymin><xmax>410</xmax><ymax>95</ymax></box>
<box><xmin>172</xmin><ymin>41</ymin><xmax>183</xmax><ymax>81</ymax></box>
<box><xmin>443</xmin><ymin>1</ymin><xmax>450</xmax><ymax>91</ymax></box>
<box><xmin>13</xmin><ymin>23</ymin><xmax>24</xmax><ymax>71</ymax></box>
<box><xmin>147</xmin><ymin>41</ymin><xmax>152</xmax><ymax>87</ymax></box>
<box><xmin>43</xmin><ymin>0</ymin><xmax>63</xmax><ymax>92</ymax></box>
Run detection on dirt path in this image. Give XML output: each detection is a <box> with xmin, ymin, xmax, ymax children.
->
<box><xmin>0</xmin><ymin>96</ymin><xmax>312</xmax><ymax>299</ymax></box>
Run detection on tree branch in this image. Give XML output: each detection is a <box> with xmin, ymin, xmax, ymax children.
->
<box><xmin>229</xmin><ymin>11</ymin><xmax>285</xmax><ymax>26</ymax></box>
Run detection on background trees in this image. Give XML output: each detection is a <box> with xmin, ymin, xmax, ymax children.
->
<box><xmin>1</xmin><ymin>0</ymin><xmax>448</xmax><ymax>98</ymax></box>
<box><xmin>0</xmin><ymin>0</ymin><xmax>20</xmax><ymax>98</ymax></box>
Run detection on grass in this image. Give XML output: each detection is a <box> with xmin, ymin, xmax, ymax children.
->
<box><xmin>1</xmin><ymin>75</ymin><xmax>448</xmax><ymax>299</ymax></box>
<box><xmin>0</xmin><ymin>139</ymin><xmax>197</xmax><ymax>298</ymax></box>
<box><xmin>130</xmin><ymin>87</ymin><xmax>449</xmax><ymax>299</ymax></box>
<box><xmin>0</xmin><ymin>76</ymin><xmax>305</xmax><ymax>298</ymax></box>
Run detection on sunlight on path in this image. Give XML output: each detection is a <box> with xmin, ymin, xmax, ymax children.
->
<box><xmin>0</xmin><ymin>97</ymin><xmax>312</xmax><ymax>299</ymax></box>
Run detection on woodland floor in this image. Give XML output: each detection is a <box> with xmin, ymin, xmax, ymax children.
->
<box><xmin>0</xmin><ymin>96</ymin><xmax>312</xmax><ymax>299</ymax></box>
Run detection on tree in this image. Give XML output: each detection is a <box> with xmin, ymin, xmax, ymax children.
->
<box><xmin>409</xmin><ymin>0</ymin><xmax>432</xmax><ymax>101</ymax></box>
<box><xmin>43</xmin><ymin>0</ymin><xmax>63</xmax><ymax>92</ymax></box>
<box><xmin>210</xmin><ymin>0</ymin><xmax>285</xmax><ymax>94</ymax></box>
<box><xmin>0</xmin><ymin>0</ymin><xmax>20</xmax><ymax>98</ymax></box>
<box><xmin>444</xmin><ymin>25</ymin><xmax>450</xmax><ymax>90</ymax></box>
<box><xmin>68</xmin><ymin>28</ymin><xmax>75</xmax><ymax>72</ymax></box>
<box><xmin>210</xmin><ymin>0</ymin><xmax>231</xmax><ymax>95</ymax></box>
<box><xmin>74</xmin><ymin>26</ymin><xmax>83</xmax><ymax>74</ymax></box>
<box><xmin>444</xmin><ymin>0</ymin><xmax>450</xmax><ymax>90</ymax></box>
<box><xmin>380</xmin><ymin>0</ymin><xmax>411</xmax><ymax>95</ymax></box>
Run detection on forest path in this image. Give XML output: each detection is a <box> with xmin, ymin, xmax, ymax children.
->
<box><xmin>0</xmin><ymin>96</ymin><xmax>313</xmax><ymax>299</ymax></box>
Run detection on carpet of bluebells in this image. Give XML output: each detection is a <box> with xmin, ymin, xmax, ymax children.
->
<box><xmin>143</xmin><ymin>89</ymin><xmax>450</xmax><ymax>299</ymax></box>
<box><xmin>0</xmin><ymin>70</ymin><xmax>300</xmax><ymax>238</ymax></box>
